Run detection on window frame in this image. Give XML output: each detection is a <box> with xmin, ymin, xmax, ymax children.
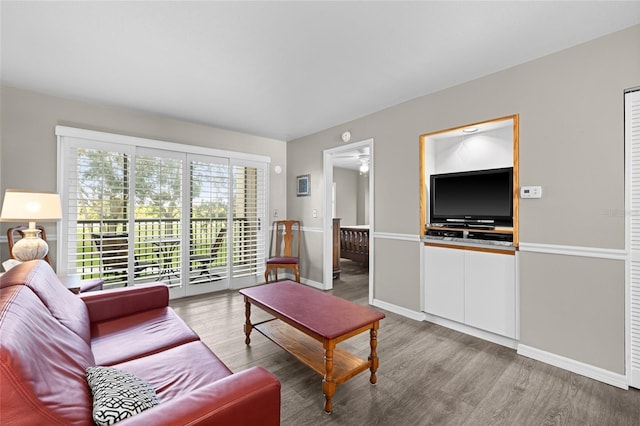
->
<box><xmin>56</xmin><ymin>126</ymin><xmax>270</xmax><ymax>296</ymax></box>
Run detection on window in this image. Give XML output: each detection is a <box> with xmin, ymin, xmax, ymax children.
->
<box><xmin>57</xmin><ymin>126</ymin><xmax>269</xmax><ymax>297</ymax></box>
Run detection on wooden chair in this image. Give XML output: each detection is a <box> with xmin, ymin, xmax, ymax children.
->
<box><xmin>191</xmin><ymin>227</ymin><xmax>227</xmax><ymax>282</ymax></box>
<box><xmin>91</xmin><ymin>233</ymin><xmax>153</xmax><ymax>283</ymax></box>
<box><xmin>91</xmin><ymin>233</ymin><xmax>129</xmax><ymax>277</ymax></box>
<box><xmin>265</xmin><ymin>220</ymin><xmax>301</xmax><ymax>283</ymax></box>
<box><xmin>7</xmin><ymin>225</ymin><xmax>51</xmax><ymax>264</ymax></box>
<box><xmin>8</xmin><ymin>225</ymin><xmax>103</xmax><ymax>292</ymax></box>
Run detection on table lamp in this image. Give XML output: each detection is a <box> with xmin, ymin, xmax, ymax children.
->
<box><xmin>0</xmin><ymin>190</ymin><xmax>62</xmax><ymax>261</ymax></box>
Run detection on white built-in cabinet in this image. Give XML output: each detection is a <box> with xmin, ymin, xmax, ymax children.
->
<box><xmin>464</xmin><ymin>249</ymin><xmax>515</xmax><ymax>337</ymax></box>
<box><xmin>423</xmin><ymin>246</ymin><xmax>464</xmax><ymax>322</ymax></box>
<box><xmin>423</xmin><ymin>245</ymin><xmax>516</xmax><ymax>338</ymax></box>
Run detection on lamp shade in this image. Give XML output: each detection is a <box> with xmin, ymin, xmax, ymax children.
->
<box><xmin>0</xmin><ymin>190</ymin><xmax>62</xmax><ymax>222</ymax></box>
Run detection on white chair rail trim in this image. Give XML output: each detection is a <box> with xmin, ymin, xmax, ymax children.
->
<box><xmin>518</xmin><ymin>242</ymin><xmax>627</xmax><ymax>260</ymax></box>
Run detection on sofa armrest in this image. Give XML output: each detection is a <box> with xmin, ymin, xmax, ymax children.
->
<box><xmin>118</xmin><ymin>366</ymin><xmax>281</xmax><ymax>426</ymax></box>
<box><xmin>79</xmin><ymin>283</ymin><xmax>169</xmax><ymax>323</ymax></box>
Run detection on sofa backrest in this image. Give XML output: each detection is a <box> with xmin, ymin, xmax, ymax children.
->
<box><xmin>0</xmin><ymin>260</ymin><xmax>92</xmax><ymax>344</ymax></box>
<box><xmin>0</xmin><ymin>281</ymin><xmax>95</xmax><ymax>425</ymax></box>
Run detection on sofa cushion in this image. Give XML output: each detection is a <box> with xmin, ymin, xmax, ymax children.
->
<box><xmin>86</xmin><ymin>366</ymin><xmax>159</xmax><ymax>425</ymax></box>
<box><xmin>80</xmin><ymin>283</ymin><xmax>169</xmax><ymax>323</ymax></box>
<box><xmin>0</xmin><ymin>285</ymin><xmax>95</xmax><ymax>425</ymax></box>
<box><xmin>2</xmin><ymin>260</ymin><xmax>92</xmax><ymax>344</ymax></box>
<box><xmin>266</xmin><ymin>256</ymin><xmax>299</xmax><ymax>264</ymax></box>
<box><xmin>111</xmin><ymin>341</ymin><xmax>232</xmax><ymax>402</ymax></box>
<box><xmin>91</xmin><ymin>307</ymin><xmax>200</xmax><ymax>366</ymax></box>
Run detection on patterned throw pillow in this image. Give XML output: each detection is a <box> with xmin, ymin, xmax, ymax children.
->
<box><xmin>86</xmin><ymin>366</ymin><xmax>159</xmax><ymax>426</ymax></box>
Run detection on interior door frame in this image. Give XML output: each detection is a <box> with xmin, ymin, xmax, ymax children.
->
<box><xmin>323</xmin><ymin>138</ymin><xmax>374</xmax><ymax>304</ymax></box>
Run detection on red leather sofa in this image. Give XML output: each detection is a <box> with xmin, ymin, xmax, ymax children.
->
<box><xmin>0</xmin><ymin>260</ymin><xmax>281</xmax><ymax>425</ymax></box>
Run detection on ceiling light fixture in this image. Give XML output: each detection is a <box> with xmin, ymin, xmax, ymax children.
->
<box><xmin>462</xmin><ymin>127</ymin><xmax>479</xmax><ymax>134</ymax></box>
<box><xmin>359</xmin><ymin>159</ymin><xmax>369</xmax><ymax>174</ymax></box>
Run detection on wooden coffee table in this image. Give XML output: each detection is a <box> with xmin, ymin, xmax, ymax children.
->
<box><xmin>240</xmin><ymin>281</ymin><xmax>385</xmax><ymax>413</ymax></box>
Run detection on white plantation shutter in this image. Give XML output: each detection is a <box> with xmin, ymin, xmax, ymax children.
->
<box><xmin>231</xmin><ymin>161</ymin><xmax>267</xmax><ymax>279</ymax></box>
<box><xmin>59</xmin><ymin>141</ymin><xmax>133</xmax><ymax>288</ymax></box>
<box><xmin>189</xmin><ymin>155</ymin><xmax>230</xmax><ymax>288</ymax></box>
<box><xmin>629</xmin><ymin>88</ymin><xmax>640</xmax><ymax>388</ymax></box>
<box><xmin>134</xmin><ymin>149</ymin><xmax>185</xmax><ymax>287</ymax></box>
<box><xmin>57</xmin><ymin>127</ymin><xmax>270</xmax><ymax>295</ymax></box>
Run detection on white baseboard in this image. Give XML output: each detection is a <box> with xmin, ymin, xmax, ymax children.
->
<box><xmin>300</xmin><ymin>277</ymin><xmax>325</xmax><ymax>290</ymax></box>
<box><xmin>517</xmin><ymin>344</ymin><xmax>628</xmax><ymax>389</ymax></box>
<box><xmin>279</xmin><ymin>272</ymin><xmax>325</xmax><ymax>290</ymax></box>
<box><xmin>371</xmin><ymin>298</ymin><xmax>426</xmax><ymax>321</ymax></box>
<box><xmin>422</xmin><ymin>312</ymin><xmax>518</xmax><ymax>349</ymax></box>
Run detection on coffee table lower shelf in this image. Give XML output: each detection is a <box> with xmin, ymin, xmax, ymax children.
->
<box><xmin>254</xmin><ymin>319</ymin><xmax>370</xmax><ymax>385</ymax></box>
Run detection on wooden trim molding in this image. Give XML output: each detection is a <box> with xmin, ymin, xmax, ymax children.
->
<box><xmin>512</xmin><ymin>114</ymin><xmax>520</xmax><ymax>247</ymax></box>
<box><xmin>419</xmin><ymin>133</ymin><xmax>427</xmax><ymax>237</ymax></box>
<box><xmin>424</xmin><ymin>241</ymin><xmax>515</xmax><ymax>256</ymax></box>
<box><xmin>419</xmin><ymin>114</ymin><xmax>518</xmax><ymax>139</ymax></box>
<box><xmin>419</xmin><ymin>114</ymin><xmax>520</xmax><ymax>245</ymax></box>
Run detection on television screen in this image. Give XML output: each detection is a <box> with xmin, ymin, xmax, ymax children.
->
<box><xmin>430</xmin><ymin>167</ymin><xmax>513</xmax><ymax>227</ymax></box>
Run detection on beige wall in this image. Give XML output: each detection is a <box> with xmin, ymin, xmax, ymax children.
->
<box><xmin>334</xmin><ymin>167</ymin><xmax>358</xmax><ymax>225</ymax></box>
<box><xmin>0</xmin><ymin>86</ymin><xmax>287</xmax><ymax>266</ymax></box>
<box><xmin>287</xmin><ymin>25</ymin><xmax>640</xmax><ymax>374</ymax></box>
<box><xmin>520</xmin><ymin>252</ymin><xmax>625</xmax><ymax>373</ymax></box>
<box><xmin>357</xmin><ymin>173</ymin><xmax>369</xmax><ymax>226</ymax></box>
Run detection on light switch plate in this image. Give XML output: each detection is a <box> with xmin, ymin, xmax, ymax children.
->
<box><xmin>520</xmin><ymin>186</ymin><xmax>542</xmax><ymax>199</ymax></box>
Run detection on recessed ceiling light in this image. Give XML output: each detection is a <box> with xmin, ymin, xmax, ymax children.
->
<box><xmin>462</xmin><ymin>127</ymin><xmax>479</xmax><ymax>134</ymax></box>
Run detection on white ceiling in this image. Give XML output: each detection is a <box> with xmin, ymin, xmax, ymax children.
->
<box><xmin>2</xmin><ymin>1</ymin><xmax>639</xmax><ymax>142</ymax></box>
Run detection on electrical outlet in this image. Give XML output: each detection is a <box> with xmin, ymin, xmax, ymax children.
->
<box><xmin>520</xmin><ymin>186</ymin><xmax>542</xmax><ymax>199</ymax></box>
<box><xmin>312</xmin><ymin>209</ymin><xmax>318</xmax><ymax>218</ymax></box>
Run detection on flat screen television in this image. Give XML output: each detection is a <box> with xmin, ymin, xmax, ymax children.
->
<box><xmin>429</xmin><ymin>167</ymin><xmax>513</xmax><ymax>227</ymax></box>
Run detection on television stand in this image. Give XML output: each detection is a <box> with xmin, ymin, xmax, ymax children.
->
<box><xmin>425</xmin><ymin>225</ymin><xmax>514</xmax><ymax>247</ymax></box>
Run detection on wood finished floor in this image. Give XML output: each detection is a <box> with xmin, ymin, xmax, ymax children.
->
<box><xmin>170</xmin><ymin>260</ymin><xmax>640</xmax><ymax>425</ymax></box>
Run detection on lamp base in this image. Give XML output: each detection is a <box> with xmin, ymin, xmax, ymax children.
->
<box><xmin>12</xmin><ymin>230</ymin><xmax>49</xmax><ymax>262</ymax></box>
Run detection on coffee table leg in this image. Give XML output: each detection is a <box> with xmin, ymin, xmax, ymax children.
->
<box><xmin>368</xmin><ymin>321</ymin><xmax>379</xmax><ymax>384</ymax></box>
<box><xmin>322</xmin><ymin>340</ymin><xmax>336</xmax><ymax>413</ymax></box>
<box><xmin>243</xmin><ymin>297</ymin><xmax>252</xmax><ymax>345</ymax></box>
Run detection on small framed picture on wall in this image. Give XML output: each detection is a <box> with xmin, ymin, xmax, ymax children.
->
<box><xmin>296</xmin><ymin>174</ymin><xmax>310</xmax><ymax>197</ymax></box>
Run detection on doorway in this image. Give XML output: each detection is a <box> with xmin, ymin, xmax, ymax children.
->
<box><xmin>323</xmin><ymin>139</ymin><xmax>374</xmax><ymax>304</ymax></box>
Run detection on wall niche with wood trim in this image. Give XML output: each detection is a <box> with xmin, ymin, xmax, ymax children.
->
<box><xmin>419</xmin><ymin>115</ymin><xmax>520</xmax><ymax>345</ymax></box>
<box><xmin>419</xmin><ymin>114</ymin><xmax>519</xmax><ymax>247</ymax></box>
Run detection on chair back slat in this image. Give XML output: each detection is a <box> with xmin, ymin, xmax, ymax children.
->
<box><xmin>91</xmin><ymin>234</ymin><xmax>129</xmax><ymax>268</ymax></box>
<box><xmin>266</xmin><ymin>220</ymin><xmax>301</xmax><ymax>283</ymax></box>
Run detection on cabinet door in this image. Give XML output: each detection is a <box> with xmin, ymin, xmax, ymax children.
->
<box><xmin>424</xmin><ymin>246</ymin><xmax>464</xmax><ymax>323</ymax></box>
<box><xmin>464</xmin><ymin>250</ymin><xmax>515</xmax><ymax>338</ymax></box>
